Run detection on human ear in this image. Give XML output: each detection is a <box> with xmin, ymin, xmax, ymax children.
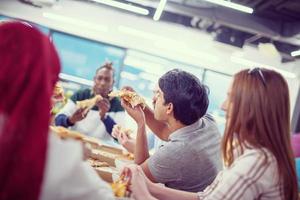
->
<box><xmin>166</xmin><ymin>103</ymin><xmax>173</xmax><ymax>115</ymax></box>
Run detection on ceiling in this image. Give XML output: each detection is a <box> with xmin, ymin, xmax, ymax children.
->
<box><xmin>83</xmin><ymin>0</ymin><xmax>300</xmax><ymax>61</ymax></box>
<box><xmin>20</xmin><ymin>0</ymin><xmax>300</xmax><ymax>61</ymax></box>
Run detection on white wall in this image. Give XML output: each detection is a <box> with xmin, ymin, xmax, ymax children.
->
<box><xmin>0</xmin><ymin>0</ymin><xmax>299</xmax><ymax>111</ymax></box>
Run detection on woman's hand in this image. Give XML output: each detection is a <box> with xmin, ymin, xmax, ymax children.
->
<box><xmin>122</xmin><ymin>164</ymin><xmax>157</xmax><ymax>200</ymax></box>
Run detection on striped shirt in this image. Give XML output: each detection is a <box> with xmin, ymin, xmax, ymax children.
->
<box><xmin>198</xmin><ymin>148</ymin><xmax>283</xmax><ymax>200</ymax></box>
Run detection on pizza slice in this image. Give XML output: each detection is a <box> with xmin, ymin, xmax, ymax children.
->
<box><xmin>50</xmin><ymin>126</ymin><xmax>85</xmax><ymax>140</ymax></box>
<box><xmin>76</xmin><ymin>94</ymin><xmax>103</xmax><ymax>110</ymax></box>
<box><xmin>111</xmin><ymin>175</ymin><xmax>130</xmax><ymax>197</ymax></box>
<box><xmin>108</xmin><ymin>89</ymin><xmax>146</xmax><ymax>109</ymax></box>
<box><xmin>86</xmin><ymin>159</ymin><xmax>110</xmax><ymax>168</ymax></box>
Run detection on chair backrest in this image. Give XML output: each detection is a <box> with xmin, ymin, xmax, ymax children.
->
<box><xmin>291</xmin><ymin>133</ymin><xmax>300</xmax><ymax>158</ymax></box>
<box><xmin>295</xmin><ymin>158</ymin><xmax>300</xmax><ymax>191</ymax></box>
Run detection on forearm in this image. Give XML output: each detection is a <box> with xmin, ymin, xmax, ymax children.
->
<box><xmin>102</xmin><ymin>115</ymin><xmax>116</xmax><ymax>135</ymax></box>
<box><xmin>150</xmin><ymin>183</ymin><xmax>198</xmax><ymax>200</ymax></box>
<box><xmin>122</xmin><ymin>140</ymin><xmax>135</xmax><ymax>154</ymax></box>
<box><xmin>55</xmin><ymin>114</ymin><xmax>73</xmax><ymax>127</ymax></box>
<box><xmin>144</xmin><ymin>106</ymin><xmax>169</xmax><ymax>141</ymax></box>
<box><xmin>134</xmin><ymin>123</ymin><xmax>149</xmax><ymax>164</ymax></box>
<box><xmin>55</xmin><ymin>100</ymin><xmax>77</xmax><ymax>127</ymax></box>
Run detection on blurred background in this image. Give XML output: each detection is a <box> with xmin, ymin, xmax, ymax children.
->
<box><xmin>1</xmin><ymin>0</ymin><xmax>300</xmax><ymax>142</ymax></box>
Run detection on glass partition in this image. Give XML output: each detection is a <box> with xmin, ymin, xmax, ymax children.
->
<box><xmin>52</xmin><ymin>31</ymin><xmax>125</xmax><ymax>86</ymax></box>
<box><xmin>203</xmin><ymin>70</ymin><xmax>232</xmax><ymax>134</ymax></box>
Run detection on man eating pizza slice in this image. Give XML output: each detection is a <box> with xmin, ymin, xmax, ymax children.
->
<box><xmin>55</xmin><ymin>62</ymin><xmax>125</xmax><ymax>142</ymax></box>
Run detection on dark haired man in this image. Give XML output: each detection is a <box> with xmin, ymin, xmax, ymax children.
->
<box><xmin>55</xmin><ymin>62</ymin><xmax>124</xmax><ymax>142</ymax></box>
<box><xmin>118</xmin><ymin>69</ymin><xmax>222</xmax><ymax>192</ymax></box>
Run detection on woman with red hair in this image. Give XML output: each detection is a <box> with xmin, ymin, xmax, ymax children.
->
<box><xmin>123</xmin><ymin>68</ymin><xmax>298</xmax><ymax>200</ymax></box>
<box><xmin>0</xmin><ymin>21</ymin><xmax>114</xmax><ymax>200</ymax></box>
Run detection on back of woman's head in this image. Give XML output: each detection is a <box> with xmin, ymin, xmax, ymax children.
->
<box><xmin>222</xmin><ymin>68</ymin><xmax>298</xmax><ymax>200</ymax></box>
<box><xmin>0</xmin><ymin>21</ymin><xmax>60</xmax><ymax>199</ymax></box>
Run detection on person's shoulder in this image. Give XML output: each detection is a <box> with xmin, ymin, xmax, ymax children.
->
<box><xmin>232</xmin><ymin>147</ymin><xmax>277</xmax><ymax>173</ymax></box>
<box><xmin>202</xmin><ymin>113</ymin><xmax>215</xmax><ymax>122</ymax></box>
<box><xmin>109</xmin><ymin>96</ymin><xmax>124</xmax><ymax>112</ymax></box>
<box><xmin>70</xmin><ymin>88</ymin><xmax>92</xmax><ymax>102</ymax></box>
<box><xmin>238</xmin><ymin>148</ymin><xmax>275</xmax><ymax>161</ymax></box>
<box><xmin>47</xmin><ymin>133</ymin><xmax>83</xmax><ymax>171</ymax></box>
<box><xmin>199</xmin><ymin>114</ymin><xmax>220</xmax><ymax>133</ymax></box>
<box><xmin>155</xmin><ymin>140</ymin><xmax>186</xmax><ymax>157</ymax></box>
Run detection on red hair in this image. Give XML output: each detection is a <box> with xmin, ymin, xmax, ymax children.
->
<box><xmin>222</xmin><ymin>68</ymin><xmax>298</xmax><ymax>200</ymax></box>
<box><xmin>0</xmin><ymin>22</ymin><xmax>60</xmax><ymax>199</ymax></box>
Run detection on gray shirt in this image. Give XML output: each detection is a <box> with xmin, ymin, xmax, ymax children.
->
<box><xmin>148</xmin><ymin>114</ymin><xmax>222</xmax><ymax>192</ymax></box>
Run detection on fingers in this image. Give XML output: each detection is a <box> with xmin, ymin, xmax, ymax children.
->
<box><xmin>121</xmin><ymin>99</ymin><xmax>131</xmax><ymax>108</ymax></box>
<box><xmin>81</xmin><ymin>108</ymin><xmax>90</xmax><ymax>117</ymax></box>
<box><xmin>119</xmin><ymin>132</ymin><xmax>129</xmax><ymax>145</ymax></box>
<box><xmin>121</xmin><ymin>99</ymin><xmax>142</xmax><ymax>111</ymax></box>
<box><xmin>121</xmin><ymin>166</ymin><xmax>132</xmax><ymax>182</ymax></box>
<box><xmin>112</xmin><ymin>125</ymin><xmax>121</xmax><ymax>138</ymax></box>
<box><xmin>121</xmin><ymin>164</ymin><xmax>139</xmax><ymax>181</ymax></box>
<box><xmin>99</xmin><ymin>98</ymin><xmax>110</xmax><ymax>106</ymax></box>
<box><xmin>78</xmin><ymin>108</ymin><xmax>88</xmax><ymax>120</ymax></box>
<box><xmin>120</xmin><ymin>131</ymin><xmax>129</xmax><ymax>141</ymax></box>
<box><xmin>97</xmin><ymin>98</ymin><xmax>111</xmax><ymax>110</ymax></box>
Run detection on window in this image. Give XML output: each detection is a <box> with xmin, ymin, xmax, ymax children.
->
<box><xmin>52</xmin><ymin>32</ymin><xmax>125</xmax><ymax>86</ymax></box>
<box><xmin>119</xmin><ymin>50</ymin><xmax>204</xmax><ymax>105</ymax></box>
<box><xmin>120</xmin><ymin>50</ymin><xmax>204</xmax><ymax>150</ymax></box>
<box><xmin>203</xmin><ymin>70</ymin><xmax>232</xmax><ymax>134</ymax></box>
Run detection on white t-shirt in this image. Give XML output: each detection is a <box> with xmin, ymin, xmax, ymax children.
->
<box><xmin>39</xmin><ymin>133</ymin><xmax>114</xmax><ymax>200</ymax></box>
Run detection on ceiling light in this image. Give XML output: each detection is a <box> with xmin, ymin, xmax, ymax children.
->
<box><xmin>203</xmin><ymin>0</ymin><xmax>253</xmax><ymax>14</ymax></box>
<box><xmin>43</xmin><ymin>12</ymin><xmax>108</xmax><ymax>32</ymax></box>
<box><xmin>153</xmin><ymin>0</ymin><xmax>167</xmax><ymax>21</ymax></box>
<box><xmin>90</xmin><ymin>0</ymin><xmax>149</xmax><ymax>15</ymax></box>
<box><xmin>291</xmin><ymin>49</ymin><xmax>300</xmax><ymax>57</ymax></box>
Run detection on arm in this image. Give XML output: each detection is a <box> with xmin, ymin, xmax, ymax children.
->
<box><xmin>121</xmin><ymin>86</ymin><xmax>170</xmax><ymax>141</ymax></box>
<box><xmin>101</xmin><ymin>115</ymin><xmax>116</xmax><ymax>135</ymax></box>
<box><xmin>197</xmin><ymin>150</ymin><xmax>271</xmax><ymax>200</ymax></box>
<box><xmin>143</xmin><ymin>106</ymin><xmax>170</xmax><ymax>141</ymax></box>
<box><xmin>135</xmin><ymin>122</ymin><xmax>150</xmax><ymax>164</ymax></box>
<box><xmin>112</xmin><ymin>125</ymin><xmax>136</xmax><ymax>154</ymax></box>
<box><xmin>150</xmin><ymin>183</ymin><xmax>198</xmax><ymax>200</ymax></box>
<box><xmin>140</xmin><ymin>142</ymin><xmax>181</xmax><ymax>184</ymax></box>
<box><xmin>121</xmin><ymin>100</ymin><xmax>150</xmax><ymax>164</ymax></box>
<box><xmin>55</xmin><ymin>100</ymin><xmax>76</xmax><ymax>127</ymax></box>
<box><xmin>55</xmin><ymin>114</ymin><xmax>74</xmax><ymax>128</ymax></box>
<box><xmin>122</xmin><ymin>165</ymin><xmax>197</xmax><ymax>200</ymax></box>
<box><xmin>55</xmin><ymin>100</ymin><xmax>89</xmax><ymax>127</ymax></box>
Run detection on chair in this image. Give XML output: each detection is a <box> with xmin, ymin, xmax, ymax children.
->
<box><xmin>296</xmin><ymin>158</ymin><xmax>300</xmax><ymax>191</ymax></box>
<box><xmin>291</xmin><ymin>134</ymin><xmax>300</xmax><ymax>158</ymax></box>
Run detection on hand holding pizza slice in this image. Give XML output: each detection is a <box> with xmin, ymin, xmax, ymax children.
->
<box><xmin>108</xmin><ymin>89</ymin><xmax>146</xmax><ymax>109</ymax></box>
<box><xmin>76</xmin><ymin>94</ymin><xmax>103</xmax><ymax>110</ymax></box>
